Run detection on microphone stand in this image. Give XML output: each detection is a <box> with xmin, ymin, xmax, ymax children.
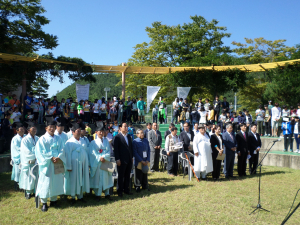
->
<box><xmin>249</xmin><ymin>140</ymin><xmax>278</xmax><ymax>215</ymax></box>
<box><xmin>281</xmin><ymin>202</ymin><xmax>300</xmax><ymax>225</ymax></box>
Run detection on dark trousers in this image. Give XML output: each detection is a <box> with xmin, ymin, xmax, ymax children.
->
<box><xmin>284</xmin><ymin>134</ymin><xmax>293</xmax><ymax>150</ymax></box>
<box><xmin>215</xmin><ymin>110</ymin><xmax>220</xmax><ymax>122</ymax></box>
<box><xmin>84</xmin><ymin>112</ymin><xmax>90</xmax><ymax>123</ymax></box>
<box><xmin>159</xmin><ymin>114</ymin><xmax>164</xmax><ymax>124</ymax></box>
<box><xmin>265</xmin><ymin>121</ymin><xmax>271</xmax><ymax>135</ymax></box>
<box><xmin>126</xmin><ymin>109</ymin><xmax>131</xmax><ymax>122</ymax></box>
<box><xmin>249</xmin><ymin>153</ymin><xmax>258</xmax><ymax>174</ymax></box>
<box><xmin>117</xmin><ymin>160</ymin><xmax>132</xmax><ymax>195</ymax></box>
<box><xmin>294</xmin><ymin>134</ymin><xmax>300</xmax><ymax>149</ymax></box>
<box><xmin>150</xmin><ymin>149</ymin><xmax>160</xmax><ymax>171</ymax></box>
<box><xmin>135</xmin><ymin>167</ymin><xmax>148</xmax><ymax>189</ymax></box>
<box><xmin>132</xmin><ymin>111</ymin><xmax>138</xmax><ymax>122</ymax></box>
<box><xmin>212</xmin><ymin>157</ymin><xmax>221</xmax><ymax>179</ymax></box>
<box><xmin>237</xmin><ymin>153</ymin><xmax>247</xmax><ymax>176</ymax></box>
<box><xmin>93</xmin><ymin>113</ymin><xmax>99</xmax><ymax>122</ymax></box>
<box><xmin>153</xmin><ymin>115</ymin><xmax>157</xmax><ymax>123</ymax></box>
<box><xmin>224</xmin><ymin>151</ymin><xmax>235</xmax><ymax>177</ymax></box>
<box><xmin>167</xmin><ymin>152</ymin><xmax>178</xmax><ymax>175</ymax></box>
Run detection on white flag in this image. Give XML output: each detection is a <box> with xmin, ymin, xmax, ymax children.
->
<box><xmin>147</xmin><ymin>86</ymin><xmax>161</xmax><ymax>113</ymax></box>
<box><xmin>177</xmin><ymin>87</ymin><xmax>191</xmax><ymax>100</ymax></box>
<box><xmin>76</xmin><ymin>84</ymin><xmax>90</xmax><ymax>102</ymax></box>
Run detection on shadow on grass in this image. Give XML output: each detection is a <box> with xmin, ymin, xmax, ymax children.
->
<box><xmin>0</xmin><ymin>172</ymin><xmax>14</xmax><ymax>201</ymax></box>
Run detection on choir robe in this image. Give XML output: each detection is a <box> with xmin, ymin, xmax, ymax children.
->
<box><xmin>67</xmin><ymin>130</ymin><xmax>73</xmax><ymax>139</ymax></box>
<box><xmin>35</xmin><ymin>132</ymin><xmax>66</xmax><ymax>199</ymax></box>
<box><xmin>89</xmin><ymin>138</ymin><xmax>113</xmax><ymax>196</ymax></box>
<box><xmin>19</xmin><ymin>135</ymin><xmax>39</xmax><ymax>192</ymax></box>
<box><xmin>193</xmin><ymin>133</ymin><xmax>213</xmax><ymax>175</ymax></box>
<box><xmin>81</xmin><ymin>136</ymin><xmax>91</xmax><ymax>165</ymax></box>
<box><xmin>64</xmin><ymin>137</ymin><xmax>90</xmax><ymax>197</ymax></box>
<box><xmin>54</xmin><ymin>130</ymin><xmax>68</xmax><ymax>148</ymax></box>
<box><xmin>11</xmin><ymin>134</ymin><xmax>26</xmax><ymax>182</ymax></box>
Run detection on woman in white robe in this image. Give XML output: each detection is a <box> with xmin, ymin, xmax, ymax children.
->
<box><xmin>193</xmin><ymin>124</ymin><xmax>213</xmax><ymax>179</ymax></box>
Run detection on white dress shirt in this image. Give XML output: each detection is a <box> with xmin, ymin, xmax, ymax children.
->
<box><xmin>121</xmin><ymin>132</ymin><xmax>129</xmax><ymax>145</ymax></box>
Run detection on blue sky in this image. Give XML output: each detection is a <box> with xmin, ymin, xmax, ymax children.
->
<box><xmin>37</xmin><ymin>0</ymin><xmax>300</xmax><ymax>97</ymax></box>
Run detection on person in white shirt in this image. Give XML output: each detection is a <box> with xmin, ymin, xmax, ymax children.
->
<box><xmin>199</xmin><ymin>106</ymin><xmax>207</xmax><ymax>125</ymax></box>
<box><xmin>271</xmin><ymin>103</ymin><xmax>281</xmax><ymax>137</ymax></box>
<box><xmin>255</xmin><ymin>105</ymin><xmax>265</xmax><ymax>136</ymax></box>
<box><xmin>281</xmin><ymin>105</ymin><xmax>290</xmax><ymax>117</ymax></box>
<box><xmin>193</xmin><ymin>123</ymin><xmax>199</xmax><ymax>136</ymax></box>
<box><xmin>11</xmin><ymin>108</ymin><xmax>22</xmax><ymax>123</ymax></box>
<box><xmin>165</xmin><ymin>127</ymin><xmax>180</xmax><ymax>177</ymax></box>
<box><xmin>292</xmin><ymin>116</ymin><xmax>300</xmax><ymax>153</ymax></box>
<box><xmin>93</xmin><ymin>100</ymin><xmax>100</xmax><ymax>122</ymax></box>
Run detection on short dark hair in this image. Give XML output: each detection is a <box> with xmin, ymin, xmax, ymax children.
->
<box><xmin>146</xmin><ymin>123</ymin><xmax>152</xmax><ymax>126</ymax></box>
<box><xmin>169</xmin><ymin>123</ymin><xmax>175</xmax><ymax>128</ymax></box>
<box><xmin>215</xmin><ymin>95</ymin><xmax>219</xmax><ymax>98</ymax></box>
<box><xmin>251</xmin><ymin>123</ymin><xmax>257</xmax><ymax>128</ymax></box>
<box><xmin>275</xmin><ymin>103</ymin><xmax>279</xmax><ymax>107</ymax></box>
<box><xmin>171</xmin><ymin>127</ymin><xmax>178</xmax><ymax>132</ymax></box>
<box><xmin>239</xmin><ymin>111</ymin><xmax>242</xmax><ymax>115</ymax></box>
<box><xmin>264</xmin><ymin>104</ymin><xmax>268</xmax><ymax>107</ymax></box>
<box><xmin>240</xmin><ymin>123</ymin><xmax>246</xmax><ymax>127</ymax></box>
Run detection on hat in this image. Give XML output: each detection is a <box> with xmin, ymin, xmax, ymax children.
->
<box><xmin>127</xmin><ymin>96</ymin><xmax>131</xmax><ymax>98</ymax></box>
<box><xmin>95</xmin><ymin>121</ymin><xmax>106</xmax><ymax>131</ymax></box>
<box><xmin>29</xmin><ymin>91</ymin><xmax>33</xmax><ymax>95</ymax></box>
<box><xmin>14</xmin><ymin>122</ymin><xmax>24</xmax><ymax>130</ymax></box>
<box><xmin>56</xmin><ymin>118</ymin><xmax>64</xmax><ymax>127</ymax></box>
<box><xmin>198</xmin><ymin>124</ymin><xmax>205</xmax><ymax>129</ymax></box>
<box><xmin>142</xmin><ymin>164</ymin><xmax>149</xmax><ymax>174</ymax></box>
<box><xmin>294</xmin><ymin>116</ymin><xmax>299</xmax><ymax>119</ymax></box>
<box><xmin>268</xmin><ymin>100</ymin><xmax>272</xmax><ymax>102</ymax></box>
<box><xmin>45</xmin><ymin>117</ymin><xmax>55</xmax><ymax>126</ymax></box>
<box><xmin>25</xmin><ymin>121</ymin><xmax>36</xmax><ymax>130</ymax></box>
<box><xmin>70</xmin><ymin>122</ymin><xmax>81</xmax><ymax>131</ymax></box>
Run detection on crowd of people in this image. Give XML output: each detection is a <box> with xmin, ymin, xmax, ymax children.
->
<box><xmin>5</xmin><ymin>90</ymin><xmax>300</xmax><ymax>212</ymax></box>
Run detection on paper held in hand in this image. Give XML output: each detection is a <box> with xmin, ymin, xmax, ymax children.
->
<box><xmin>54</xmin><ymin>161</ymin><xmax>64</xmax><ymax>174</ymax></box>
<box><xmin>100</xmin><ymin>161</ymin><xmax>116</xmax><ymax>173</ymax></box>
<box><xmin>216</xmin><ymin>153</ymin><xmax>225</xmax><ymax>161</ymax></box>
<box><xmin>169</xmin><ymin>142</ymin><xmax>183</xmax><ymax>152</ymax></box>
<box><xmin>189</xmin><ymin>141</ymin><xmax>193</xmax><ymax>151</ymax></box>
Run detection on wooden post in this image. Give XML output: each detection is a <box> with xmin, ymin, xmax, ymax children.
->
<box><xmin>122</xmin><ymin>62</ymin><xmax>126</xmax><ymax>100</ymax></box>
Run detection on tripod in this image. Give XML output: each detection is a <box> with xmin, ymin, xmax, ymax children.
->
<box><xmin>249</xmin><ymin>141</ymin><xmax>277</xmax><ymax>215</ymax></box>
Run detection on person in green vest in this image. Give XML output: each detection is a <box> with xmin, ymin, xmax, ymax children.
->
<box><xmin>158</xmin><ymin>97</ymin><xmax>166</xmax><ymax>124</ymax></box>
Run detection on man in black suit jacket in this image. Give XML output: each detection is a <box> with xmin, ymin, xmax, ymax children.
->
<box><xmin>222</xmin><ymin>97</ymin><xmax>230</xmax><ymax>112</ymax></box>
<box><xmin>144</xmin><ymin>123</ymin><xmax>152</xmax><ymax>139</ymax></box>
<box><xmin>114</xmin><ymin>123</ymin><xmax>133</xmax><ymax>197</ymax></box>
<box><xmin>248</xmin><ymin>124</ymin><xmax>262</xmax><ymax>174</ymax></box>
<box><xmin>164</xmin><ymin>123</ymin><xmax>174</xmax><ymax>140</ymax></box>
<box><xmin>236</xmin><ymin>123</ymin><xmax>249</xmax><ymax>177</ymax></box>
<box><xmin>179</xmin><ymin>122</ymin><xmax>194</xmax><ymax>152</ymax></box>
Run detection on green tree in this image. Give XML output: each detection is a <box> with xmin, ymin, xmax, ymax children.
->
<box><xmin>0</xmin><ymin>0</ymin><xmax>95</xmax><ymax>94</ymax></box>
<box><xmin>264</xmin><ymin>62</ymin><xmax>300</xmax><ymax>107</ymax></box>
<box><xmin>232</xmin><ymin>37</ymin><xmax>296</xmax><ymax>63</ymax></box>
<box><xmin>31</xmin><ymin>77</ymin><xmax>49</xmax><ymax>98</ymax></box>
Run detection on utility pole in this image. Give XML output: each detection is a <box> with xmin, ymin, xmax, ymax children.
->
<box><xmin>122</xmin><ymin>62</ymin><xmax>126</xmax><ymax>100</ymax></box>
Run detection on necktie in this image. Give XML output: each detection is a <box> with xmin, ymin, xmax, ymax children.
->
<box><xmin>155</xmin><ymin>130</ymin><xmax>157</xmax><ymax>137</ymax></box>
<box><xmin>229</xmin><ymin>133</ymin><xmax>233</xmax><ymax>141</ymax></box>
<box><xmin>243</xmin><ymin>133</ymin><xmax>246</xmax><ymax>140</ymax></box>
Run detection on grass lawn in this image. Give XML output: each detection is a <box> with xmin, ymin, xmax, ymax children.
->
<box><xmin>0</xmin><ymin>166</ymin><xmax>299</xmax><ymax>224</ymax></box>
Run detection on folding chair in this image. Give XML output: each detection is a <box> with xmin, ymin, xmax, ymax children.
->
<box><xmin>181</xmin><ymin>151</ymin><xmax>195</xmax><ymax>181</ymax></box>
<box><xmin>159</xmin><ymin>149</ymin><xmax>168</xmax><ymax>172</ymax></box>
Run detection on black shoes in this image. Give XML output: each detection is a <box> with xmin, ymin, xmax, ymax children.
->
<box><xmin>70</xmin><ymin>199</ymin><xmax>76</xmax><ymax>205</ymax></box>
<box><xmin>95</xmin><ymin>196</ymin><xmax>101</xmax><ymax>202</ymax></box>
<box><xmin>105</xmin><ymin>195</ymin><xmax>113</xmax><ymax>201</ymax></box>
<box><xmin>124</xmin><ymin>192</ymin><xmax>133</xmax><ymax>195</ymax></box>
<box><xmin>41</xmin><ymin>203</ymin><xmax>48</xmax><ymax>212</ymax></box>
<box><xmin>78</xmin><ymin>198</ymin><xmax>86</xmax><ymax>203</ymax></box>
<box><xmin>26</xmin><ymin>193</ymin><xmax>31</xmax><ymax>200</ymax></box>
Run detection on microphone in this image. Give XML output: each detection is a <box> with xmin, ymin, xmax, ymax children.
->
<box><xmin>273</xmin><ymin>139</ymin><xmax>282</xmax><ymax>142</ymax></box>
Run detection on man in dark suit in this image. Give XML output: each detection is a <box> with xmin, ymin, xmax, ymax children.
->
<box><xmin>148</xmin><ymin>123</ymin><xmax>162</xmax><ymax>172</ymax></box>
<box><xmin>164</xmin><ymin>123</ymin><xmax>174</xmax><ymax>140</ymax></box>
<box><xmin>236</xmin><ymin>123</ymin><xmax>249</xmax><ymax>177</ymax></box>
<box><xmin>222</xmin><ymin>97</ymin><xmax>229</xmax><ymax>112</ymax></box>
<box><xmin>222</xmin><ymin>124</ymin><xmax>237</xmax><ymax>179</ymax></box>
<box><xmin>113</xmin><ymin>123</ymin><xmax>133</xmax><ymax>197</ymax></box>
<box><xmin>143</xmin><ymin>123</ymin><xmax>152</xmax><ymax>139</ymax></box>
<box><xmin>248</xmin><ymin>124</ymin><xmax>261</xmax><ymax>174</ymax></box>
<box><xmin>179</xmin><ymin>122</ymin><xmax>194</xmax><ymax>152</ymax></box>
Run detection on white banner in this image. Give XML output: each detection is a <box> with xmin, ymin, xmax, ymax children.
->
<box><xmin>76</xmin><ymin>84</ymin><xmax>90</xmax><ymax>102</ymax></box>
<box><xmin>147</xmin><ymin>86</ymin><xmax>161</xmax><ymax>113</ymax></box>
<box><xmin>177</xmin><ymin>87</ymin><xmax>191</xmax><ymax>100</ymax></box>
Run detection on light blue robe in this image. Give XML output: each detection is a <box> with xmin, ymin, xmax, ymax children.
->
<box><xmin>11</xmin><ymin>134</ymin><xmax>25</xmax><ymax>182</ymax></box>
<box><xmin>89</xmin><ymin>138</ymin><xmax>113</xmax><ymax>195</ymax></box>
<box><xmin>55</xmin><ymin>130</ymin><xmax>69</xmax><ymax>148</ymax></box>
<box><xmin>67</xmin><ymin>130</ymin><xmax>73</xmax><ymax>139</ymax></box>
<box><xmin>35</xmin><ymin>132</ymin><xmax>66</xmax><ymax>199</ymax></box>
<box><xmin>81</xmin><ymin>136</ymin><xmax>91</xmax><ymax>165</ymax></box>
<box><xmin>19</xmin><ymin>135</ymin><xmax>39</xmax><ymax>191</ymax></box>
<box><xmin>64</xmin><ymin>137</ymin><xmax>90</xmax><ymax>196</ymax></box>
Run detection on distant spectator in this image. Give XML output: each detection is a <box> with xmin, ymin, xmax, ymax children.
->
<box><xmin>24</xmin><ymin>92</ymin><xmax>33</xmax><ymax>118</ymax></box>
<box><xmin>271</xmin><ymin>103</ymin><xmax>281</xmax><ymax>137</ymax></box>
<box><xmin>255</xmin><ymin>105</ymin><xmax>265</xmax><ymax>136</ymax></box>
<box><xmin>4</xmin><ymin>91</ymin><xmax>13</xmax><ymax>102</ymax></box>
<box><xmin>264</xmin><ymin>104</ymin><xmax>271</xmax><ymax>136</ymax></box>
<box><xmin>8</xmin><ymin>94</ymin><xmax>20</xmax><ymax>110</ymax></box>
<box><xmin>152</xmin><ymin>105</ymin><xmax>158</xmax><ymax>123</ymax></box>
<box><xmin>11</xmin><ymin>108</ymin><xmax>22</xmax><ymax>123</ymax></box>
<box><xmin>244</xmin><ymin>110</ymin><xmax>253</xmax><ymax>132</ymax></box>
<box><xmin>281</xmin><ymin>117</ymin><xmax>293</xmax><ymax>152</ymax></box>
<box><xmin>38</xmin><ymin>98</ymin><xmax>44</xmax><ymax>124</ymax></box>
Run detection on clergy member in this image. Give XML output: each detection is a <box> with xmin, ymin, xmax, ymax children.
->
<box><xmin>54</xmin><ymin>118</ymin><xmax>68</xmax><ymax>147</ymax></box>
<box><xmin>193</xmin><ymin>124</ymin><xmax>213</xmax><ymax>180</ymax></box>
<box><xmin>89</xmin><ymin>125</ymin><xmax>114</xmax><ymax>201</ymax></box>
<box><xmin>64</xmin><ymin>123</ymin><xmax>90</xmax><ymax>205</ymax></box>
<box><xmin>11</xmin><ymin>123</ymin><xmax>25</xmax><ymax>189</ymax></box>
<box><xmin>19</xmin><ymin>122</ymin><xmax>39</xmax><ymax>199</ymax></box>
<box><xmin>35</xmin><ymin>120</ymin><xmax>66</xmax><ymax>212</ymax></box>
<box><xmin>165</xmin><ymin>127</ymin><xmax>181</xmax><ymax>177</ymax></box>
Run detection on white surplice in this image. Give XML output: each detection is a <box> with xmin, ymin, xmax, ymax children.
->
<box><xmin>193</xmin><ymin>133</ymin><xmax>213</xmax><ymax>174</ymax></box>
